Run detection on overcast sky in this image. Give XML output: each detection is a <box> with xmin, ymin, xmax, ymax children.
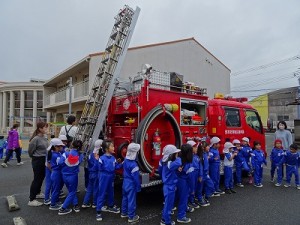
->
<box><xmin>1</xmin><ymin>0</ymin><xmax>300</xmax><ymax>97</ymax></box>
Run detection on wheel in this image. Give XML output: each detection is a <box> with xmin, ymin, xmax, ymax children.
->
<box><xmin>135</xmin><ymin>106</ymin><xmax>182</xmax><ymax>176</ymax></box>
<box><xmin>117</xmin><ymin>141</ymin><xmax>130</xmax><ymax>160</ymax></box>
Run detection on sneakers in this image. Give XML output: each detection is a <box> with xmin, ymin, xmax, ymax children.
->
<box><xmin>73</xmin><ymin>205</ymin><xmax>80</xmax><ymax>213</ymax></box>
<box><xmin>204</xmin><ymin>198</ymin><xmax>210</xmax><ymax>205</ymax></box>
<box><xmin>284</xmin><ymin>183</ymin><xmax>291</xmax><ymax>188</ymax></box>
<box><xmin>254</xmin><ymin>183</ymin><xmax>263</xmax><ymax>188</ymax></box>
<box><xmin>121</xmin><ymin>213</ymin><xmax>128</xmax><ymax>218</ymax></box>
<box><xmin>188</xmin><ymin>202</ymin><xmax>199</xmax><ymax>209</ymax></box>
<box><xmin>58</xmin><ymin>208</ymin><xmax>72</xmax><ymax>215</ymax></box>
<box><xmin>270</xmin><ymin>177</ymin><xmax>274</xmax><ymax>183</ymax></box>
<box><xmin>177</xmin><ymin>217</ymin><xmax>192</xmax><ymax>223</ymax></box>
<box><xmin>211</xmin><ymin>192</ymin><xmax>220</xmax><ymax>197</ymax></box>
<box><xmin>107</xmin><ymin>205</ymin><xmax>120</xmax><ymax>214</ymax></box>
<box><xmin>197</xmin><ymin>199</ymin><xmax>209</xmax><ymax>207</ymax></box>
<box><xmin>297</xmin><ymin>185</ymin><xmax>300</xmax><ymax>190</ymax></box>
<box><xmin>225</xmin><ymin>189</ymin><xmax>231</xmax><ymax>194</ymax></box>
<box><xmin>92</xmin><ymin>203</ymin><xmax>96</xmax><ymax>209</ymax></box>
<box><xmin>59</xmin><ymin>193</ymin><xmax>66</xmax><ymax>199</ymax></box>
<box><xmin>44</xmin><ymin>199</ymin><xmax>51</xmax><ymax>205</ymax></box>
<box><xmin>236</xmin><ymin>183</ymin><xmax>244</xmax><ymax>188</ymax></box>
<box><xmin>230</xmin><ymin>189</ymin><xmax>237</xmax><ymax>193</ymax></box>
<box><xmin>101</xmin><ymin>205</ymin><xmax>108</xmax><ymax>211</ymax></box>
<box><xmin>275</xmin><ymin>183</ymin><xmax>282</xmax><ymax>187</ymax></box>
<box><xmin>128</xmin><ymin>215</ymin><xmax>140</xmax><ymax>223</ymax></box>
<box><xmin>28</xmin><ymin>200</ymin><xmax>43</xmax><ymax>207</ymax></box>
<box><xmin>81</xmin><ymin>203</ymin><xmax>91</xmax><ymax>208</ymax></box>
<box><xmin>216</xmin><ymin>189</ymin><xmax>225</xmax><ymax>195</ymax></box>
<box><xmin>186</xmin><ymin>206</ymin><xmax>194</xmax><ymax>213</ymax></box>
<box><xmin>17</xmin><ymin>162</ymin><xmax>24</xmax><ymax>166</ymax></box>
<box><xmin>160</xmin><ymin>219</ymin><xmax>175</xmax><ymax>225</ymax></box>
<box><xmin>49</xmin><ymin>204</ymin><xmax>61</xmax><ymax>210</ymax></box>
<box><xmin>36</xmin><ymin>193</ymin><xmax>45</xmax><ymax>199</ymax></box>
<box><xmin>1</xmin><ymin>163</ymin><xmax>8</xmax><ymax>168</ymax></box>
<box><xmin>96</xmin><ymin>213</ymin><xmax>102</xmax><ymax>221</ymax></box>
<box><xmin>172</xmin><ymin>206</ymin><xmax>177</xmax><ymax>211</ymax></box>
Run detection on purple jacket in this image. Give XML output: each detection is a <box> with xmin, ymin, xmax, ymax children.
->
<box><xmin>7</xmin><ymin>129</ymin><xmax>19</xmax><ymax>150</ymax></box>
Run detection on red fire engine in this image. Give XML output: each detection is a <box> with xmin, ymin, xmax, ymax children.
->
<box><xmin>104</xmin><ymin>68</ymin><xmax>265</xmax><ymax>185</ymax></box>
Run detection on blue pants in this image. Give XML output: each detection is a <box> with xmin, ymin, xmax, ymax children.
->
<box><xmin>271</xmin><ymin>163</ymin><xmax>283</xmax><ymax>184</ymax></box>
<box><xmin>84</xmin><ymin>167</ymin><xmax>89</xmax><ymax>189</ymax></box>
<box><xmin>162</xmin><ymin>184</ymin><xmax>176</xmax><ymax>224</ymax></box>
<box><xmin>286</xmin><ymin>165</ymin><xmax>299</xmax><ymax>185</ymax></box>
<box><xmin>83</xmin><ymin>172</ymin><xmax>99</xmax><ymax>205</ymax></box>
<box><xmin>202</xmin><ymin>175</ymin><xmax>215</xmax><ymax>198</ymax></box>
<box><xmin>188</xmin><ymin>171</ymin><xmax>198</xmax><ymax>203</ymax></box>
<box><xmin>195</xmin><ymin>179</ymin><xmax>203</xmax><ymax>200</ymax></box>
<box><xmin>0</xmin><ymin>147</ymin><xmax>3</xmax><ymax>159</ymax></box>
<box><xmin>96</xmin><ymin>173</ymin><xmax>115</xmax><ymax>211</ymax></box>
<box><xmin>45</xmin><ymin>167</ymin><xmax>52</xmax><ymax>201</ymax></box>
<box><xmin>209</xmin><ymin>163</ymin><xmax>220</xmax><ymax>191</ymax></box>
<box><xmin>122</xmin><ymin>180</ymin><xmax>137</xmax><ymax>219</ymax></box>
<box><xmin>62</xmin><ymin>174</ymin><xmax>79</xmax><ymax>209</ymax></box>
<box><xmin>236</xmin><ymin>162</ymin><xmax>250</xmax><ymax>183</ymax></box>
<box><xmin>176</xmin><ymin>178</ymin><xmax>189</xmax><ymax>220</ymax></box>
<box><xmin>50</xmin><ymin>170</ymin><xmax>62</xmax><ymax>206</ymax></box>
<box><xmin>253</xmin><ymin>164</ymin><xmax>263</xmax><ymax>185</ymax></box>
<box><xmin>224</xmin><ymin>166</ymin><xmax>233</xmax><ymax>189</ymax></box>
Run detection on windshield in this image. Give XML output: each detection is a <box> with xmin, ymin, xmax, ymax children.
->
<box><xmin>245</xmin><ymin>110</ymin><xmax>263</xmax><ymax>133</ymax></box>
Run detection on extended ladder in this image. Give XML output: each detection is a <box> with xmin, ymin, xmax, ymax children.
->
<box><xmin>75</xmin><ymin>5</ymin><xmax>140</xmax><ymax>151</ymax></box>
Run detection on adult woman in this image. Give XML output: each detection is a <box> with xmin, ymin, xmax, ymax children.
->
<box><xmin>274</xmin><ymin>121</ymin><xmax>293</xmax><ymax>150</ymax></box>
<box><xmin>1</xmin><ymin>124</ymin><xmax>22</xmax><ymax>167</ymax></box>
<box><xmin>28</xmin><ymin>121</ymin><xmax>49</xmax><ymax>207</ymax></box>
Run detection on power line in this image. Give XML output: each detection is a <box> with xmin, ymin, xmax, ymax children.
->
<box><xmin>231</xmin><ymin>55</ymin><xmax>300</xmax><ymax>76</ymax></box>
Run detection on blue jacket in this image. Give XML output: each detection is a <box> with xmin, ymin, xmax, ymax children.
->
<box><xmin>270</xmin><ymin>148</ymin><xmax>284</xmax><ymax>165</ymax></box>
<box><xmin>123</xmin><ymin>159</ymin><xmax>141</xmax><ymax>192</ymax></box>
<box><xmin>98</xmin><ymin>154</ymin><xmax>123</xmax><ymax>174</ymax></box>
<box><xmin>162</xmin><ymin>157</ymin><xmax>182</xmax><ymax>185</ymax></box>
<box><xmin>88</xmin><ymin>152</ymin><xmax>99</xmax><ymax>174</ymax></box>
<box><xmin>59</xmin><ymin>149</ymin><xmax>83</xmax><ymax>175</ymax></box>
<box><xmin>209</xmin><ymin>147</ymin><xmax>220</xmax><ymax>164</ymax></box>
<box><xmin>281</xmin><ymin>151</ymin><xmax>300</xmax><ymax>167</ymax></box>
<box><xmin>251</xmin><ymin>149</ymin><xmax>267</xmax><ymax>168</ymax></box>
<box><xmin>192</xmin><ymin>154</ymin><xmax>203</xmax><ymax>178</ymax></box>
<box><xmin>176</xmin><ymin>162</ymin><xmax>194</xmax><ymax>183</ymax></box>
<box><xmin>241</xmin><ymin>145</ymin><xmax>252</xmax><ymax>161</ymax></box>
<box><xmin>50</xmin><ymin>151</ymin><xmax>62</xmax><ymax>171</ymax></box>
<box><xmin>234</xmin><ymin>148</ymin><xmax>246</xmax><ymax>166</ymax></box>
<box><xmin>203</xmin><ymin>152</ymin><xmax>210</xmax><ymax>176</ymax></box>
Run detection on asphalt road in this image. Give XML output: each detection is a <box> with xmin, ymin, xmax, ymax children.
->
<box><xmin>0</xmin><ymin>134</ymin><xmax>299</xmax><ymax>225</ymax></box>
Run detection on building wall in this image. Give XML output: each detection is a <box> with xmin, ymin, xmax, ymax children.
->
<box><xmin>249</xmin><ymin>94</ymin><xmax>268</xmax><ymax>127</ymax></box>
<box><xmin>89</xmin><ymin>39</ymin><xmax>231</xmax><ymax>97</ymax></box>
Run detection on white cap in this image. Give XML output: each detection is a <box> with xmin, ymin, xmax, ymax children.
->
<box><xmin>59</xmin><ymin>135</ymin><xmax>68</xmax><ymax>141</ymax></box>
<box><xmin>210</xmin><ymin>137</ymin><xmax>221</xmax><ymax>147</ymax></box>
<box><xmin>93</xmin><ymin>139</ymin><xmax>103</xmax><ymax>154</ymax></box>
<box><xmin>126</xmin><ymin>143</ymin><xmax>140</xmax><ymax>160</ymax></box>
<box><xmin>232</xmin><ymin>139</ymin><xmax>241</xmax><ymax>144</ymax></box>
<box><xmin>162</xmin><ymin>145</ymin><xmax>181</xmax><ymax>162</ymax></box>
<box><xmin>187</xmin><ymin>140</ymin><xmax>197</xmax><ymax>147</ymax></box>
<box><xmin>242</xmin><ymin>137</ymin><xmax>249</xmax><ymax>143</ymax></box>
<box><xmin>223</xmin><ymin>142</ymin><xmax>235</xmax><ymax>153</ymax></box>
<box><xmin>47</xmin><ymin>138</ymin><xmax>65</xmax><ymax>151</ymax></box>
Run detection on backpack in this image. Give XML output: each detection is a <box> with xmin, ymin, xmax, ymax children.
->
<box><xmin>65</xmin><ymin>125</ymin><xmax>74</xmax><ymax>143</ymax></box>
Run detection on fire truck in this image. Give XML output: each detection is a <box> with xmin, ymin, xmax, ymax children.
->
<box><xmin>103</xmin><ymin>68</ymin><xmax>265</xmax><ymax>186</ymax></box>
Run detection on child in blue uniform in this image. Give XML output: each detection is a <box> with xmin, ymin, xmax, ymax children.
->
<box><xmin>251</xmin><ymin>141</ymin><xmax>267</xmax><ymax>188</ymax></box>
<box><xmin>241</xmin><ymin>137</ymin><xmax>253</xmax><ymax>184</ymax></box>
<box><xmin>270</xmin><ymin>139</ymin><xmax>284</xmax><ymax>186</ymax></box>
<box><xmin>233</xmin><ymin>139</ymin><xmax>250</xmax><ymax>188</ymax></box>
<box><xmin>282</xmin><ymin>143</ymin><xmax>300</xmax><ymax>189</ymax></box>
<box><xmin>187</xmin><ymin>140</ymin><xmax>200</xmax><ymax>209</ymax></box>
<box><xmin>47</xmin><ymin>138</ymin><xmax>65</xmax><ymax>210</ymax></box>
<box><xmin>58</xmin><ymin>140</ymin><xmax>83</xmax><ymax>215</ymax></box>
<box><xmin>223</xmin><ymin>142</ymin><xmax>237</xmax><ymax>194</ymax></box>
<box><xmin>96</xmin><ymin>140</ymin><xmax>123</xmax><ymax>221</ymax></box>
<box><xmin>209</xmin><ymin>137</ymin><xmax>223</xmax><ymax>194</ymax></box>
<box><xmin>121</xmin><ymin>143</ymin><xmax>141</xmax><ymax>223</ymax></box>
<box><xmin>82</xmin><ymin>139</ymin><xmax>102</xmax><ymax>208</ymax></box>
<box><xmin>161</xmin><ymin>145</ymin><xmax>181</xmax><ymax>225</ymax></box>
<box><xmin>195</xmin><ymin>141</ymin><xmax>213</xmax><ymax>207</ymax></box>
<box><xmin>176</xmin><ymin>144</ymin><xmax>193</xmax><ymax>224</ymax></box>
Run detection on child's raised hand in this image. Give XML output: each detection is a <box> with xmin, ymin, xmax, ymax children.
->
<box><xmin>178</xmin><ymin>166</ymin><xmax>183</xmax><ymax>172</ymax></box>
<box><xmin>117</xmin><ymin>158</ymin><xmax>122</xmax><ymax>163</ymax></box>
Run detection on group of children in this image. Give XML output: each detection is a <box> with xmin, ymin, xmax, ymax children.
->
<box><xmin>43</xmin><ymin>134</ymin><xmax>300</xmax><ymax>225</ymax></box>
<box><xmin>44</xmin><ymin>135</ymin><xmax>141</xmax><ymax>223</ymax></box>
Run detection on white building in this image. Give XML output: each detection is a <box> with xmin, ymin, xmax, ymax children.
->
<box><xmin>0</xmin><ymin>79</ymin><xmax>45</xmax><ymax>135</ymax></box>
<box><xmin>43</xmin><ymin>38</ymin><xmax>231</xmax><ymax>125</ymax></box>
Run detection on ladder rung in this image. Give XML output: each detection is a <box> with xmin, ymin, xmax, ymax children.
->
<box><xmin>106</xmin><ymin>44</ymin><xmax>122</xmax><ymax>52</ymax></box>
<box><xmin>110</xmin><ymin>31</ymin><xmax>126</xmax><ymax>40</ymax></box>
<box><xmin>101</xmin><ymin>57</ymin><xmax>118</xmax><ymax>64</ymax></box>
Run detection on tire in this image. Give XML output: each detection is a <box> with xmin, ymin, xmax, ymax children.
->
<box><xmin>117</xmin><ymin>141</ymin><xmax>130</xmax><ymax>160</ymax></box>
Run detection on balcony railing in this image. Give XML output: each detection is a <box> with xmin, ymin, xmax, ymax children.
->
<box><xmin>44</xmin><ymin>80</ymin><xmax>89</xmax><ymax>108</ymax></box>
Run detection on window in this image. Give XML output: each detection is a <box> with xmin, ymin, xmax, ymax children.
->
<box><xmin>246</xmin><ymin>110</ymin><xmax>263</xmax><ymax>133</ymax></box>
<box><xmin>277</xmin><ymin>115</ymin><xmax>289</xmax><ymax>121</ymax></box>
<box><xmin>180</xmin><ymin>99</ymin><xmax>206</xmax><ymax>125</ymax></box>
<box><xmin>225</xmin><ymin>108</ymin><xmax>241</xmax><ymax>127</ymax></box>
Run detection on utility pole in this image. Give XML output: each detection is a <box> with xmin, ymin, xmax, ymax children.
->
<box><xmin>68</xmin><ymin>77</ymin><xmax>73</xmax><ymax>116</ymax></box>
